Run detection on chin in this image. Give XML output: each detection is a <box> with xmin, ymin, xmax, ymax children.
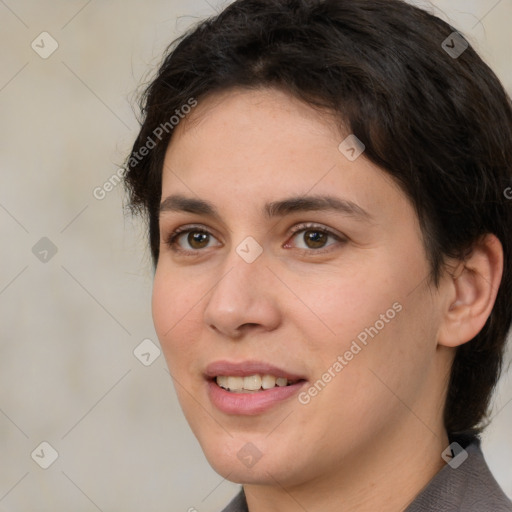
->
<box><xmin>199</xmin><ymin>438</ymin><xmax>301</xmax><ymax>486</ymax></box>
<box><xmin>213</xmin><ymin>465</ymin><xmax>270</xmax><ymax>485</ymax></box>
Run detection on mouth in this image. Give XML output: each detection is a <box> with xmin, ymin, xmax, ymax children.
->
<box><xmin>204</xmin><ymin>361</ymin><xmax>308</xmax><ymax>415</ymax></box>
<box><xmin>213</xmin><ymin>374</ymin><xmax>302</xmax><ymax>393</ymax></box>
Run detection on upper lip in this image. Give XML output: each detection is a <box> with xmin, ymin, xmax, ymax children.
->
<box><xmin>204</xmin><ymin>360</ymin><xmax>307</xmax><ymax>381</ymax></box>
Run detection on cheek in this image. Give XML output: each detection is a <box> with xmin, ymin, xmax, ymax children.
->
<box><xmin>314</xmin><ymin>285</ymin><xmax>437</xmax><ymax>417</ymax></box>
<box><xmin>291</xmin><ymin>258</ymin><xmax>434</xmax><ymax>389</ymax></box>
<box><xmin>151</xmin><ymin>271</ymin><xmax>174</xmax><ymax>341</ymax></box>
<box><xmin>289</xmin><ymin>269</ymin><xmax>398</xmax><ymax>354</ymax></box>
<box><xmin>151</xmin><ymin>269</ymin><xmax>200</xmax><ymax>365</ymax></box>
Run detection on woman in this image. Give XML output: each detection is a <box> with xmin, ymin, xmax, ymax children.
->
<box><xmin>124</xmin><ymin>0</ymin><xmax>512</xmax><ymax>510</ymax></box>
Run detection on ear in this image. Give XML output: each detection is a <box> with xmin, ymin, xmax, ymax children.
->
<box><xmin>437</xmin><ymin>234</ymin><xmax>503</xmax><ymax>348</ymax></box>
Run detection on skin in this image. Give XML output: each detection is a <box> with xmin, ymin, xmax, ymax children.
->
<box><xmin>152</xmin><ymin>87</ymin><xmax>503</xmax><ymax>512</ymax></box>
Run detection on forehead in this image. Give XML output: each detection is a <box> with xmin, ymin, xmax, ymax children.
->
<box><xmin>160</xmin><ymin>87</ymin><xmax>408</xmax><ymax>222</ymax></box>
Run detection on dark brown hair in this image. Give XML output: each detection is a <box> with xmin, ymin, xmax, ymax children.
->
<box><xmin>124</xmin><ymin>0</ymin><xmax>512</xmax><ymax>437</ymax></box>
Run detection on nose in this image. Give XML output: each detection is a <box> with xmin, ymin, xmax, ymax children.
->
<box><xmin>202</xmin><ymin>252</ymin><xmax>281</xmax><ymax>339</ymax></box>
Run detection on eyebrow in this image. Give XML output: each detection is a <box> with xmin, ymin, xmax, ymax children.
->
<box><xmin>159</xmin><ymin>194</ymin><xmax>372</xmax><ymax>221</ymax></box>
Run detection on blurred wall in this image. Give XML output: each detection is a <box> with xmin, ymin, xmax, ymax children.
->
<box><xmin>1</xmin><ymin>1</ymin><xmax>511</xmax><ymax>510</ymax></box>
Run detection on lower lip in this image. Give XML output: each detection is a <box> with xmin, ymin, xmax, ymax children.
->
<box><xmin>207</xmin><ymin>380</ymin><xmax>307</xmax><ymax>415</ymax></box>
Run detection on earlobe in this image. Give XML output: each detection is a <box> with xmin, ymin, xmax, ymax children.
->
<box><xmin>438</xmin><ymin>234</ymin><xmax>503</xmax><ymax>348</ymax></box>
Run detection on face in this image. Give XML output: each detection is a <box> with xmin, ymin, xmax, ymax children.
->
<box><xmin>152</xmin><ymin>88</ymin><xmax>449</xmax><ymax>487</ymax></box>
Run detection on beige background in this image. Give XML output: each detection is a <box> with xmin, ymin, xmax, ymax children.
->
<box><xmin>0</xmin><ymin>0</ymin><xmax>511</xmax><ymax>510</ymax></box>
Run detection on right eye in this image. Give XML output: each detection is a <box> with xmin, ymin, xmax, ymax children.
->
<box><xmin>165</xmin><ymin>226</ymin><xmax>222</xmax><ymax>254</ymax></box>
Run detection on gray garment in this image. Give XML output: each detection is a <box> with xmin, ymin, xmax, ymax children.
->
<box><xmin>220</xmin><ymin>437</ymin><xmax>512</xmax><ymax>512</ymax></box>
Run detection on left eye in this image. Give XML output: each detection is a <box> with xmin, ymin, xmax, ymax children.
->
<box><xmin>287</xmin><ymin>227</ymin><xmax>340</xmax><ymax>250</ymax></box>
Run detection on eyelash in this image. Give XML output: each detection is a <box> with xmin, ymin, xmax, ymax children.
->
<box><xmin>164</xmin><ymin>223</ymin><xmax>346</xmax><ymax>256</ymax></box>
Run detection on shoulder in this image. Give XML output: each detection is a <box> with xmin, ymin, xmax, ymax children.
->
<box><xmin>219</xmin><ymin>437</ymin><xmax>512</xmax><ymax>512</ymax></box>
<box><xmin>219</xmin><ymin>488</ymin><xmax>248</xmax><ymax>512</ymax></box>
<box><xmin>406</xmin><ymin>435</ymin><xmax>512</xmax><ymax>512</ymax></box>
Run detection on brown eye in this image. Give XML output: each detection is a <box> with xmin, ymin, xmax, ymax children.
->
<box><xmin>303</xmin><ymin>230</ymin><xmax>328</xmax><ymax>249</ymax></box>
<box><xmin>166</xmin><ymin>227</ymin><xmax>221</xmax><ymax>253</ymax></box>
<box><xmin>286</xmin><ymin>224</ymin><xmax>344</xmax><ymax>253</ymax></box>
<box><xmin>187</xmin><ymin>231</ymin><xmax>210</xmax><ymax>249</ymax></box>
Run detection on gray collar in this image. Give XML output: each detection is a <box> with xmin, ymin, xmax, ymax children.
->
<box><xmin>221</xmin><ymin>437</ymin><xmax>512</xmax><ymax>512</ymax></box>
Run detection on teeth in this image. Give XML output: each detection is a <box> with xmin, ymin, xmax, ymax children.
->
<box><xmin>261</xmin><ymin>374</ymin><xmax>276</xmax><ymax>389</ymax></box>
<box><xmin>216</xmin><ymin>374</ymin><xmax>296</xmax><ymax>392</ymax></box>
<box><xmin>226</xmin><ymin>376</ymin><xmax>244</xmax><ymax>391</ymax></box>
<box><xmin>276</xmin><ymin>377</ymin><xmax>288</xmax><ymax>387</ymax></box>
<box><xmin>243</xmin><ymin>375</ymin><xmax>262</xmax><ymax>390</ymax></box>
<box><xmin>216</xmin><ymin>376</ymin><xmax>229</xmax><ymax>389</ymax></box>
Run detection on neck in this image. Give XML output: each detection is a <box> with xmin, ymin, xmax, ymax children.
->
<box><xmin>243</xmin><ymin>421</ymin><xmax>449</xmax><ymax>512</ymax></box>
